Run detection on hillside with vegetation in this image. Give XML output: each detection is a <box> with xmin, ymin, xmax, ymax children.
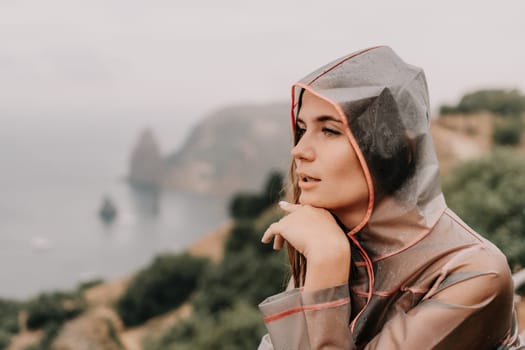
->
<box><xmin>3</xmin><ymin>89</ymin><xmax>525</xmax><ymax>349</ymax></box>
<box><xmin>436</xmin><ymin>89</ymin><xmax>525</xmax><ymax>270</ymax></box>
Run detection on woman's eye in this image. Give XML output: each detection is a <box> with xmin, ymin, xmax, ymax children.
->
<box><xmin>322</xmin><ymin>127</ymin><xmax>341</xmax><ymax>136</ymax></box>
<box><xmin>295</xmin><ymin>126</ymin><xmax>306</xmax><ymax>138</ymax></box>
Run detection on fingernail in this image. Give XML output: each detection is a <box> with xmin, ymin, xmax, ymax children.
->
<box><xmin>278</xmin><ymin>200</ymin><xmax>289</xmax><ymax>207</ymax></box>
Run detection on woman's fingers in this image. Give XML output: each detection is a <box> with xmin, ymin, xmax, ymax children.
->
<box><xmin>262</xmin><ymin>203</ymin><xmax>305</xmax><ymax>250</ymax></box>
<box><xmin>273</xmin><ymin>234</ymin><xmax>284</xmax><ymax>250</ymax></box>
<box><xmin>262</xmin><ymin>222</ymin><xmax>286</xmax><ymax>250</ymax></box>
<box><xmin>262</xmin><ymin>222</ymin><xmax>280</xmax><ymax>244</ymax></box>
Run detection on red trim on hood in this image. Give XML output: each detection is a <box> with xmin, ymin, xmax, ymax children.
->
<box><xmin>307</xmin><ymin>46</ymin><xmax>383</xmax><ymax>86</ymax></box>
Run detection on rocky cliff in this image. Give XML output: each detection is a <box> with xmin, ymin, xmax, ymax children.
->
<box><xmin>128</xmin><ymin>128</ymin><xmax>164</xmax><ymax>189</ymax></box>
<box><xmin>162</xmin><ymin>103</ymin><xmax>292</xmax><ymax>196</ymax></box>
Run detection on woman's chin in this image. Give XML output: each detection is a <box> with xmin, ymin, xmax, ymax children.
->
<box><xmin>298</xmin><ymin>194</ymin><xmax>325</xmax><ymax>208</ymax></box>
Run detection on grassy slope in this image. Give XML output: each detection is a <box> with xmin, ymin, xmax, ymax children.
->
<box><xmin>11</xmin><ymin>113</ymin><xmax>525</xmax><ymax>349</ymax></box>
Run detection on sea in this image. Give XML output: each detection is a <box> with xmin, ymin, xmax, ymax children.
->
<box><xmin>0</xmin><ymin>115</ymin><xmax>229</xmax><ymax>300</ymax></box>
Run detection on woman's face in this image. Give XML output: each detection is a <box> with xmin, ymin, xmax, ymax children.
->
<box><xmin>293</xmin><ymin>89</ymin><xmax>369</xmax><ymax>229</ymax></box>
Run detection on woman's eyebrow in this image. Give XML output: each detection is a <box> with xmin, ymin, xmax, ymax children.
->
<box><xmin>296</xmin><ymin>115</ymin><xmax>342</xmax><ymax>125</ymax></box>
<box><xmin>316</xmin><ymin>115</ymin><xmax>342</xmax><ymax>123</ymax></box>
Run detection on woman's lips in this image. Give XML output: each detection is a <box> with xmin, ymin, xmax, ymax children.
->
<box><xmin>298</xmin><ymin>174</ymin><xmax>321</xmax><ymax>189</ymax></box>
<box><xmin>301</xmin><ymin>176</ymin><xmax>320</xmax><ymax>182</ymax></box>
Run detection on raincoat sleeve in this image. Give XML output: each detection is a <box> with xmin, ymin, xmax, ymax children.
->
<box><xmin>258</xmin><ymin>260</ymin><xmax>522</xmax><ymax>349</ymax></box>
<box><xmin>258</xmin><ymin>283</ymin><xmax>352</xmax><ymax>349</ymax></box>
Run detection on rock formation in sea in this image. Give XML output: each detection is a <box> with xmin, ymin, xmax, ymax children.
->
<box><xmin>128</xmin><ymin>128</ymin><xmax>164</xmax><ymax>189</ymax></box>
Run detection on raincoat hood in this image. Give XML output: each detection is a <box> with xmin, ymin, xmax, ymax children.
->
<box><xmin>292</xmin><ymin>46</ymin><xmax>450</xmax><ymax>334</ymax></box>
<box><xmin>292</xmin><ymin>46</ymin><xmax>446</xmax><ymax>257</ymax></box>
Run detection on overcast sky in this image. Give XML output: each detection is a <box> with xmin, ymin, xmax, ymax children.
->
<box><xmin>1</xmin><ymin>0</ymin><xmax>524</xmax><ymax>125</ymax></box>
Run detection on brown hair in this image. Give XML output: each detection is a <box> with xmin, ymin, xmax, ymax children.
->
<box><xmin>285</xmin><ymin>161</ymin><xmax>306</xmax><ymax>288</ymax></box>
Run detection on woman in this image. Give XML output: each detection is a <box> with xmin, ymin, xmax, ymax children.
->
<box><xmin>258</xmin><ymin>46</ymin><xmax>523</xmax><ymax>349</ymax></box>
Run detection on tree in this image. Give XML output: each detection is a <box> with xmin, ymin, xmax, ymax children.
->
<box><xmin>262</xmin><ymin>171</ymin><xmax>285</xmax><ymax>207</ymax></box>
<box><xmin>25</xmin><ymin>291</ymin><xmax>85</xmax><ymax>330</ymax></box>
<box><xmin>228</xmin><ymin>193</ymin><xmax>266</xmax><ymax>219</ymax></box>
<box><xmin>443</xmin><ymin>149</ymin><xmax>525</xmax><ymax>269</ymax></box>
<box><xmin>440</xmin><ymin>89</ymin><xmax>525</xmax><ymax>116</ymax></box>
<box><xmin>145</xmin><ymin>302</ymin><xmax>266</xmax><ymax>350</ymax></box>
<box><xmin>0</xmin><ymin>299</ymin><xmax>20</xmax><ymax>334</ymax></box>
<box><xmin>228</xmin><ymin>171</ymin><xmax>285</xmax><ymax>219</ymax></box>
<box><xmin>116</xmin><ymin>253</ymin><xmax>209</xmax><ymax>326</ymax></box>
<box><xmin>493</xmin><ymin>117</ymin><xmax>523</xmax><ymax>146</ymax></box>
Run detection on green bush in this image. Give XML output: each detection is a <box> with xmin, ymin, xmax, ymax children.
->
<box><xmin>439</xmin><ymin>105</ymin><xmax>457</xmax><ymax>115</ymax></box>
<box><xmin>224</xmin><ymin>210</ymin><xmax>285</xmax><ymax>258</ymax></box>
<box><xmin>105</xmin><ymin>318</ymin><xmax>125</xmax><ymax>349</ymax></box>
<box><xmin>77</xmin><ymin>278</ymin><xmax>105</xmax><ymax>292</ymax></box>
<box><xmin>39</xmin><ymin>322</ymin><xmax>61</xmax><ymax>349</ymax></box>
<box><xmin>224</xmin><ymin>220</ymin><xmax>257</xmax><ymax>255</ymax></box>
<box><xmin>493</xmin><ymin>117</ymin><xmax>523</xmax><ymax>146</ymax></box>
<box><xmin>25</xmin><ymin>291</ymin><xmax>85</xmax><ymax>330</ymax></box>
<box><xmin>189</xmin><ymin>301</ymin><xmax>267</xmax><ymax>350</ymax></box>
<box><xmin>180</xmin><ymin>207</ymin><xmax>287</xmax><ymax>348</ymax></box>
<box><xmin>228</xmin><ymin>171</ymin><xmax>284</xmax><ymax>220</ymax></box>
<box><xmin>443</xmin><ymin>149</ymin><xmax>525</xmax><ymax>269</ymax></box>
<box><xmin>228</xmin><ymin>193</ymin><xmax>266</xmax><ymax>219</ymax></box>
<box><xmin>144</xmin><ymin>301</ymin><xmax>266</xmax><ymax>350</ymax></box>
<box><xmin>193</xmin><ymin>207</ymin><xmax>288</xmax><ymax>318</ymax></box>
<box><xmin>116</xmin><ymin>253</ymin><xmax>209</xmax><ymax>327</ymax></box>
<box><xmin>262</xmin><ymin>171</ymin><xmax>285</xmax><ymax>207</ymax></box>
<box><xmin>192</xmin><ymin>246</ymin><xmax>287</xmax><ymax>317</ymax></box>
<box><xmin>440</xmin><ymin>89</ymin><xmax>525</xmax><ymax>116</ymax></box>
<box><xmin>0</xmin><ymin>329</ymin><xmax>12</xmax><ymax>349</ymax></box>
<box><xmin>24</xmin><ymin>322</ymin><xmax>62</xmax><ymax>350</ymax></box>
<box><xmin>0</xmin><ymin>299</ymin><xmax>20</xmax><ymax>334</ymax></box>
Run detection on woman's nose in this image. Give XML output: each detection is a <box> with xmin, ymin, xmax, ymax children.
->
<box><xmin>291</xmin><ymin>135</ymin><xmax>315</xmax><ymax>161</ymax></box>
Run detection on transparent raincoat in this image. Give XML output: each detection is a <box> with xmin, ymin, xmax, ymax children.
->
<box><xmin>258</xmin><ymin>46</ymin><xmax>523</xmax><ymax>349</ymax></box>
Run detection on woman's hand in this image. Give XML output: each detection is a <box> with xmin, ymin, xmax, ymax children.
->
<box><xmin>262</xmin><ymin>201</ymin><xmax>351</xmax><ymax>290</ymax></box>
